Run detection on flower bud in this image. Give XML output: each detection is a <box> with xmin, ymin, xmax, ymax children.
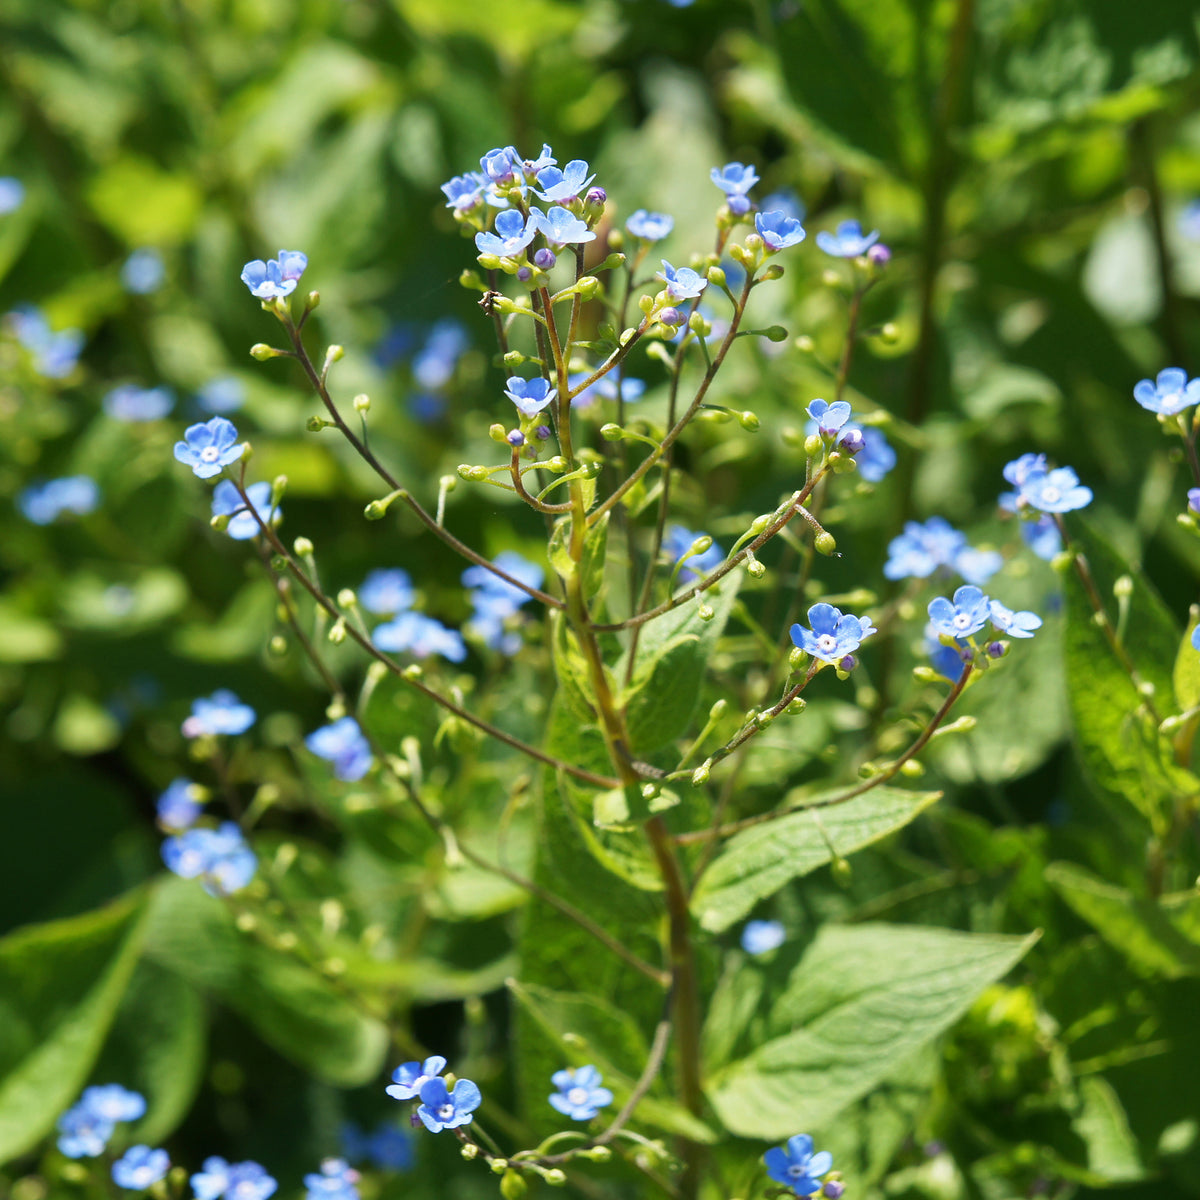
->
<box><xmin>880</xmin><ymin>322</ymin><xmax>900</xmax><ymax>344</ymax></box>
<box><xmin>745</xmin><ymin>233</ymin><xmax>764</xmax><ymax>253</ymax></box>
<box><xmin>543</xmin><ymin>1169</ymin><xmax>567</xmax><ymax>1187</ymax></box>
<box><xmin>507</xmin><ymin>429</ymin><xmax>525</xmax><ymax>447</ymax></box>
<box><xmin>488</xmin><ymin>423</ymin><xmax>508</xmax><ymax>443</ymax></box>
<box><xmin>738</xmin><ymin>410</ymin><xmax>760</xmax><ymax>431</ymax></box>
<box><xmin>210</xmin><ymin>512</ymin><xmax>231</xmax><ymax>532</ymax></box>
<box><xmin>707</xmin><ymin>265</ymin><xmax>727</xmax><ymax>287</ymax></box>
<box><xmin>535</xmin><ymin>424</ymin><xmax>552</xmax><ymax>440</ymax></box>
<box><xmin>822</xmin><ymin>1181</ymin><xmax>846</xmax><ymax>1200</ymax></box>
<box><xmin>516</xmin><ymin>266</ymin><xmax>532</xmax><ymax>282</ymax></box>
<box><xmin>804</xmin><ymin>433</ymin><xmax>823</xmax><ymax>458</ymax></box>
<box><xmin>499</xmin><ymin>1170</ymin><xmax>528</xmax><ymax>1200</ymax></box>
<box><xmin>815</xmin><ymin>531</ymin><xmax>837</xmax><ymax>556</ymax></box>
<box><xmin>698</xmin><ymin>603</ymin><xmax>715</xmax><ymax>621</ymax></box>
<box><xmin>337</xmin><ymin>588</ymin><xmax>357</xmax><ymax>608</ymax></box>
<box><xmin>328</xmin><ymin>618</ymin><xmax>346</xmax><ymax>645</ymax></box>
<box><xmin>659</xmin><ymin>306</ymin><xmax>684</xmax><ymax>327</ymax></box>
<box><xmin>899</xmin><ymin>759</ymin><xmax>925</xmax><ymax>778</ymax></box>
<box><xmin>269</xmin><ymin>634</ymin><xmax>287</xmax><ymax>656</ymax></box>
<box><xmin>364</xmin><ymin>500</ymin><xmax>387</xmax><ymax>520</ymax></box>
<box><xmin>761</xmin><ymin>263</ymin><xmax>784</xmax><ymax>280</ymax></box>
<box><xmin>250</xmin><ymin>343</ymin><xmax>283</xmax><ymax>361</ymax></box>
<box><xmin>460</xmin><ymin>1143</ymin><xmax>478</xmax><ymax>1161</ymax></box>
<box><xmin>839</xmin><ymin>429</ymin><xmax>865</xmax><ymax>454</ymax></box>
<box><xmin>306</xmin><ymin>416</ymin><xmax>332</xmax><ymax>431</ymax></box>
<box><xmin>576</xmin><ymin>275</ymin><xmax>601</xmax><ymax>300</ymax></box>
<box><xmin>867</xmin><ymin>244</ymin><xmax>891</xmax><ymax>268</ymax></box>
<box><xmin>601</xmin><ymin>423</ymin><xmax>623</xmax><ymax>441</ymax></box>
<box><xmin>692</xmin><ymin>763</ymin><xmax>711</xmax><ymax>786</ymax></box>
<box><xmin>459</xmin><ymin>268</ymin><xmax>486</xmax><ymax>292</ymax></box>
<box><xmin>534</xmin><ymin>247</ymin><xmax>557</xmax><ymax>271</ymax></box>
<box><xmin>688</xmin><ymin>311</ymin><xmax>711</xmax><ymax>337</ymax></box>
<box><xmin>323</xmin><ymin>344</ymin><xmax>345</xmax><ymax>368</ymax></box>
<box><xmin>353</xmin><ymin>392</ymin><xmax>370</xmax><ymax>413</ymax></box>
<box><xmin>293</xmin><ymin>537</ymin><xmax>314</xmax><ymax>556</ymax></box>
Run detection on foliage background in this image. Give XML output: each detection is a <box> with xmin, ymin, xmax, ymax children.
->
<box><xmin>3</xmin><ymin>0</ymin><xmax>1200</xmax><ymax>1198</ymax></box>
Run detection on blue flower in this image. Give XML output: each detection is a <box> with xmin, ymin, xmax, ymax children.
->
<box><xmin>1180</xmin><ymin>199</ymin><xmax>1200</xmax><ymax>241</ymax></box>
<box><xmin>1010</xmin><ymin>464</ymin><xmax>1092</xmax><ymax>514</ymax></box>
<box><xmin>925</xmin><ymin>626</ymin><xmax>969</xmax><ymax>682</ymax></box>
<box><xmin>741</xmin><ymin>919</ymin><xmax>785</xmax><ymax>954</ymax></box>
<box><xmin>480</xmin><ymin>146</ymin><xmax>521</xmax><ymax>185</ymax></box>
<box><xmin>953</xmin><ymin>546</ymin><xmax>1004</xmax><ymax>587</ymax></box>
<box><xmin>549</xmin><ymin>1065</ymin><xmax>613</xmax><ymax>1121</ymax></box>
<box><xmin>569</xmin><ymin>370</ymin><xmax>645</xmax><ymax>408</ymax></box>
<box><xmin>210</xmin><ymin>1161</ymin><xmax>277</xmax><ymax>1200</ymax></box>
<box><xmin>416</xmin><ymin>1076</ymin><xmax>482</xmax><ymax>1133</ymax></box>
<box><xmin>462</xmin><ymin>551</ymin><xmax>544</xmax><ymax>608</ymax></box>
<box><xmin>240</xmin><ymin>250</ymin><xmax>307</xmax><ymax>300</ymax></box>
<box><xmin>304</xmin><ymin>1159</ymin><xmax>360</xmax><ymax>1200</ymax></box>
<box><xmin>857</xmin><ymin>427</ymin><xmax>896</xmax><ymax>483</ymax></box>
<box><xmin>18</xmin><ymin>475</ymin><xmax>99</xmax><ymax>524</ymax></box>
<box><xmin>191</xmin><ymin>1158</ymin><xmax>232</xmax><ymax>1200</ymax></box>
<box><xmin>359</xmin><ymin>568</ymin><xmax>415</xmax><ymax>615</ymax></box>
<box><xmin>988</xmin><ymin>599</ymin><xmax>1042</xmax><ymax>639</ymax></box>
<box><xmin>121</xmin><ymin>248</ymin><xmax>165</xmax><ymax>295</ymax></box>
<box><xmin>533</xmin><ymin>205</ymin><xmax>596</xmax><ymax>246</ymax></box>
<box><xmin>183</xmin><ymin>689</ymin><xmax>256</xmax><ymax>737</ymax></box>
<box><xmin>928</xmin><ymin>585</ymin><xmax>991</xmax><ymax>639</ymax></box>
<box><xmin>441</xmin><ymin>173</ymin><xmax>485</xmax><ymax>211</ymax></box>
<box><xmin>198</xmin><ymin>376</ymin><xmax>245</xmax><ymax>414</ymax></box>
<box><xmin>412</xmin><ymin>320</ymin><xmax>469</xmax><ymax>390</ymax></box>
<box><xmin>212</xmin><ymin>480</ymin><xmax>276</xmax><ymax>540</ymax></box>
<box><xmin>157</xmin><ymin>778</ymin><xmax>202</xmax><ymax>832</ymax></box>
<box><xmin>790</xmin><ymin>603</ymin><xmax>876</xmax><ymax>665</ymax></box>
<box><xmin>663</xmin><ymin>525</ymin><xmax>723</xmax><ymax>583</ymax></box>
<box><xmin>658</xmin><ymin>259</ymin><xmax>707</xmax><ymax>301</ymax></box>
<box><xmin>1002</xmin><ymin>452</ymin><xmax>1046</xmax><ymax>487</ymax></box>
<box><xmin>1013</xmin><ymin>512</ymin><xmax>1061</xmax><ymax>560</ymax></box>
<box><xmin>475</xmin><ymin>209</ymin><xmax>539</xmax><ymax>257</ymax></box>
<box><xmin>761</xmin><ymin>190</ymin><xmax>806</xmax><ymax>222</ymax></box>
<box><xmin>113</xmin><ymin>1146</ymin><xmax>170</xmax><ymax>1190</ymax></box>
<box><xmin>386</xmin><ymin>1055</ymin><xmax>447</xmax><ymax>1102</ymax></box>
<box><xmin>162</xmin><ymin>822</ymin><xmax>258</xmax><ymax>896</ymax></box>
<box><xmin>626</xmin><ymin>210</ymin><xmax>674</xmax><ymax>241</ymax></box>
<box><xmin>80</xmin><ymin>1084</ymin><xmax>147</xmax><ymax>1123</ymax></box>
<box><xmin>816</xmin><ymin>219</ymin><xmax>880</xmax><ymax>258</ymax></box>
<box><xmin>763</xmin><ymin>1134</ymin><xmax>833</xmax><ymax>1195</ymax></box>
<box><xmin>174</xmin><ymin>416</ymin><xmax>245</xmax><ymax>479</ymax></box>
<box><xmin>306</xmin><ymin>717</ymin><xmax>373</xmax><ymax>782</ymax></box>
<box><xmin>755</xmin><ymin>210</ymin><xmax>806</xmax><ymax>251</ymax></box>
<box><xmin>104</xmin><ymin>384</ymin><xmax>175</xmax><ymax>422</ymax></box>
<box><xmin>373</xmin><ymin>612</ymin><xmax>466</xmax><ymax>661</ymax></box>
<box><xmin>884</xmin><ymin>517</ymin><xmax>998</xmax><ymax>583</ymax></box>
<box><xmin>534</xmin><ymin>159</ymin><xmax>595</xmax><ymax>203</ymax></box>
<box><xmin>505</xmin><ymin>376</ymin><xmax>557</xmax><ymax>417</ymax></box>
<box><xmin>1192</xmin><ymin>625</ymin><xmax>1200</xmax><ymax>653</ymax></box>
<box><xmin>1133</xmin><ymin>367</ymin><xmax>1200</xmax><ymax>416</ymax></box>
<box><xmin>710</xmin><ymin>162</ymin><xmax>759</xmax><ymax>214</ymax></box>
<box><xmin>366</xmin><ymin>1125</ymin><xmax>414</xmax><ymax>1170</ymax></box>
<box><xmin>56</xmin><ymin>1105</ymin><xmax>115</xmax><ymax>1158</ymax></box>
<box><xmin>0</xmin><ymin>177</ymin><xmax>25</xmax><ymax>214</ymax></box>
<box><xmin>806</xmin><ymin>399</ymin><xmax>853</xmax><ymax>437</ymax></box>
<box><xmin>7</xmin><ymin>305</ymin><xmax>85</xmax><ymax>378</ymax></box>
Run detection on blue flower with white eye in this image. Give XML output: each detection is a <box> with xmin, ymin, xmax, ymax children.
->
<box><xmin>763</xmin><ymin>1134</ymin><xmax>833</xmax><ymax>1195</ymax></box>
<box><xmin>18</xmin><ymin>475</ymin><xmax>99</xmax><ymax>524</ymax></box>
<box><xmin>304</xmin><ymin>1158</ymin><xmax>360</xmax><ymax>1200</ymax></box>
<box><xmin>988</xmin><ymin>599</ymin><xmax>1042</xmax><ymax>639</ymax></box>
<box><xmin>174</xmin><ymin>416</ymin><xmax>245</xmax><ymax>479</ymax></box>
<box><xmin>191</xmin><ymin>1157</ymin><xmax>232</xmax><ymax>1200</ymax></box>
<box><xmin>928</xmin><ymin>585</ymin><xmax>991</xmax><ymax>639</ymax></box>
<box><xmin>359</xmin><ymin>568</ymin><xmax>415</xmax><ymax>615</ymax></box>
<box><xmin>816</xmin><ymin>219</ymin><xmax>880</xmax><ymax>258</ymax></box>
<box><xmin>741</xmin><ymin>919</ymin><xmax>785</xmax><ymax>955</ymax></box>
<box><xmin>505</xmin><ymin>376</ymin><xmax>557</xmax><ymax>417</ymax></box>
<box><xmin>626</xmin><ymin>210</ymin><xmax>674</xmax><ymax>241</ymax></box>
<box><xmin>0</xmin><ymin>177</ymin><xmax>25</xmax><ymax>214</ymax></box>
<box><xmin>441</xmin><ymin>173</ymin><xmax>485</xmax><ymax>211</ymax></box>
<box><xmin>56</xmin><ymin>1105</ymin><xmax>115</xmax><ymax>1158</ymax></box>
<box><xmin>658</xmin><ymin>260</ymin><xmax>707</xmax><ymax>301</ymax></box>
<box><xmin>790</xmin><ymin>603</ymin><xmax>875</xmax><ymax>666</ymax></box>
<box><xmin>1012</xmin><ymin>464</ymin><xmax>1092</xmax><ymax>514</ymax></box>
<box><xmin>533</xmin><ymin>205</ymin><xmax>595</xmax><ymax>246</ymax></box>
<box><xmin>569</xmin><ymin>370</ymin><xmax>645</xmax><ymax>408</ymax></box>
<box><xmin>198</xmin><ymin>376</ymin><xmax>245</xmax><ymax>413</ymax></box>
<box><xmin>663</xmin><ymin>525</ymin><xmax>723</xmax><ymax>584</ymax></box>
<box><xmin>7</xmin><ymin>305</ymin><xmax>85</xmax><ymax>378</ymax></box>
<box><xmin>121</xmin><ymin>248</ymin><xmax>165</xmax><ymax>294</ymax></box>
<box><xmin>755</xmin><ymin>210</ymin><xmax>806</xmax><ymax>251</ymax></box>
<box><xmin>475</xmin><ymin>209</ymin><xmax>539</xmax><ymax>257</ymax></box>
<box><xmin>1133</xmin><ymin>367</ymin><xmax>1200</xmax><ymax>416</ymax></box>
<box><xmin>710</xmin><ymin>162</ymin><xmax>759</xmax><ymax>214</ymax></box>
<box><xmin>157</xmin><ymin>778</ymin><xmax>202</xmax><ymax>832</ymax></box>
<box><xmin>534</xmin><ymin>159</ymin><xmax>595</xmax><ymax>203</ymax></box>
<box><xmin>373</xmin><ymin>612</ymin><xmax>466</xmax><ymax>661</ymax></box>
<box><xmin>857</xmin><ymin>427</ymin><xmax>896</xmax><ymax>483</ymax></box>
<box><xmin>806</xmin><ymin>399</ymin><xmax>852</xmax><ymax>437</ymax></box>
<box><xmin>80</xmin><ymin>1084</ymin><xmax>146</xmax><ymax>1123</ymax></box>
<box><xmin>305</xmin><ymin>717</ymin><xmax>373</xmax><ymax>782</ymax></box>
<box><xmin>112</xmin><ymin>1146</ymin><xmax>170</xmax><ymax>1190</ymax></box>
<box><xmin>240</xmin><ymin>250</ymin><xmax>307</xmax><ymax>299</ymax></box>
<box><xmin>183</xmin><ymin>689</ymin><xmax>256</xmax><ymax>737</ymax></box>
<box><xmin>549</xmin><ymin>1065</ymin><xmax>613</xmax><ymax>1121</ymax></box>
<box><xmin>216</xmin><ymin>1162</ymin><xmax>277</xmax><ymax>1200</ymax></box>
<box><xmin>211</xmin><ymin>480</ymin><xmax>276</xmax><ymax>540</ymax></box>
<box><xmin>416</xmin><ymin>1077</ymin><xmax>482</xmax><ymax>1133</ymax></box>
<box><xmin>161</xmin><ymin>822</ymin><xmax>258</xmax><ymax>896</ymax></box>
<box><xmin>386</xmin><ymin>1055</ymin><xmax>447</xmax><ymax>1102</ymax></box>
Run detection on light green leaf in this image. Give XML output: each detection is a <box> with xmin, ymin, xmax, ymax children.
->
<box><xmin>691</xmin><ymin>787</ymin><xmax>941</xmax><ymax>932</ymax></box>
<box><xmin>0</xmin><ymin>601</ymin><xmax>62</xmax><ymax>663</ymax></box>
<box><xmin>1072</xmin><ymin>1076</ymin><xmax>1145</xmax><ymax>1183</ymax></box>
<box><xmin>1173</xmin><ymin>611</ymin><xmax>1200</xmax><ymax>712</ymax></box>
<box><xmin>704</xmin><ymin>924</ymin><xmax>1037</xmax><ymax>1138</ymax></box>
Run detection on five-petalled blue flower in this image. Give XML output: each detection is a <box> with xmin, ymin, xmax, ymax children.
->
<box><xmin>240</xmin><ymin>250</ymin><xmax>307</xmax><ymax>300</ymax></box>
<box><xmin>416</xmin><ymin>1076</ymin><xmax>482</xmax><ymax>1133</ymax></box>
<box><xmin>816</xmin><ymin>219</ymin><xmax>880</xmax><ymax>258</ymax></box>
<box><xmin>175</xmin><ymin>417</ymin><xmax>245</xmax><ymax>479</ymax></box>
<box><xmin>549</xmin><ymin>1065</ymin><xmax>613</xmax><ymax>1121</ymax></box>
<box><xmin>791</xmin><ymin>603</ymin><xmax>875</xmax><ymax>666</ymax></box>
<box><xmin>763</xmin><ymin>1134</ymin><xmax>833</xmax><ymax>1196</ymax></box>
<box><xmin>305</xmin><ymin>717</ymin><xmax>374</xmax><ymax>782</ymax></box>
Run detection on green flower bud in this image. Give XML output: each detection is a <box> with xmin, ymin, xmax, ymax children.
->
<box><xmin>353</xmin><ymin>392</ymin><xmax>370</xmax><ymax>413</ymax></box>
<box><xmin>692</xmin><ymin>763</ymin><xmax>711</xmax><ymax>786</ymax></box>
<box><xmin>210</xmin><ymin>512</ymin><xmax>231</xmax><ymax>532</ymax></box>
<box><xmin>306</xmin><ymin>415</ymin><xmax>332</xmax><ymax>431</ymax></box>
<box><xmin>899</xmin><ymin>759</ymin><xmax>925</xmax><ymax>778</ymax></box>
<box><xmin>269</xmin><ymin>634</ymin><xmax>287</xmax><ymax>656</ymax></box>
<box><xmin>499</xmin><ymin>1170</ymin><xmax>528</xmax><ymax>1200</ymax></box>
<box><xmin>804</xmin><ymin>433</ymin><xmax>823</xmax><ymax>458</ymax></box>
<box><xmin>698</xmin><ymin>603</ymin><xmax>715</xmax><ymax>621</ymax></box>
<box><xmin>250</xmin><ymin>343</ymin><xmax>282</xmax><ymax>361</ymax></box>
<box><xmin>815</xmin><ymin>531</ymin><xmax>837</xmax><ymax>556</ymax></box>
<box><xmin>738</xmin><ymin>410</ymin><xmax>760</xmax><ymax>431</ymax></box>
<box><xmin>707</xmin><ymin>265</ymin><xmax>727</xmax><ymax>287</ymax></box>
<box><xmin>293</xmin><ymin>537</ymin><xmax>314</xmax><ymax>556</ymax></box>
<box><xmin>761</xmin><ymin>263</ymin><xmax>784</xmax><ymax>280</ymax></box>
<box><xmin>489</xmin><ymin>423</ymin><xmax>509</xmax><ymax>443</ymax></box>
<box><xmin>328</xmin><ymin>618</ymin><xmax>346</xmax><ymax>645</ymax></box>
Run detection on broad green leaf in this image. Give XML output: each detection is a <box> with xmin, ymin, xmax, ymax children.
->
<box><xmin>620</xmin><ymin>569</ymin><xmax>742</xmax><ymax>756</ymax></box>
<box><xmin>1071</xmin><ymin>1076</ymin><xmax>1145</xmax><ymax>1184</ymax></box>
<box><xmin>549</xmin><ymin>611</ymin><xmax>600</xmax><ymax>725</ymax></box>
<box><xmin>0</xmin><ymin>891</ymin><xmax>147</xmax><ymax>1164</ymax></box>
<box><xmin>1046</xmin><ymin>861</ymin><xmax>1200</xmax><ymax>979</ymax></box>
<box><xmin>704</xmin><ymin>924</ymin><xmax>1037</xmax><ymax>1138</ymax></box>
<box><xmin>691</xmin><ymin>786</ymin><xmax>941</xmax><ymax>932</ymax></box>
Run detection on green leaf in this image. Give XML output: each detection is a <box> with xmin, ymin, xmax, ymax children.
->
<box><xmin>0</xmin><ymin>600</ymin><xmax>62</xmax><ymax>663</ymax></box>
<box><xmin>703</xmin><ymin>924</ymin><xmax>1038</xmax><ymax>1138</ymax></box>
<box><xmin>620</xmin><ymin>570</ymin><xmax>742</xmax><ymax>756</ymax></box>
<box><xmin>1071</xmin><ymin>1076</ymin><xmax>1145</xmax><ymax>1184</ymax></box>
<box><xmin>1174</xmin><ymin>612</ymin><xmax>1200</xmax><ymax>711</ymax></box>
<box><xmin>1045</xmin><ymin>861</ymin><xmax>1200</xmax><ymax>979</ymax></box>
<box><xmin>691</xmin><ymin>786</ymin><xmax>942</xmax><ymax>933</ymax></box>
<box><xmin>0</xmin><ymin>891</ymin><xmax>147</xmax><ymax>1164</ymax></box>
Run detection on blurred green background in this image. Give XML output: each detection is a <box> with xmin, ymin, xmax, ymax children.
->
<box><xmin>4</xmin><ymin>0</ymin><xmax>1200</xmax><ymax>1197</ymax></box>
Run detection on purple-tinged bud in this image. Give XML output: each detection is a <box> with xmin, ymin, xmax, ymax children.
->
<box><xmin>727</xmin><ymin>195</ymin><xmax>751</xmax><ymax>216</ymax></box>
<box><xmin>517</xmin><ymin>266</ymin><xmax>532</xmax><ymax>282</ymax></box>
<box><xmin>822</xmin><ymin>1183</ymin><xmax>845</xmax><ymax>1200</ymax></box>
<box><xmin>585</xmin><ymin>186</ymin><xmax>607</xmax><ymax>207</ymax></box>
<box><xmin>533</xmin><ymin>248</ymin><xmax>557</xmax><ymax>271</ymax></box>
<box><xmin>659</xmin><ymin>306</ymin><xmax>684</xmax><ymax>327</ymax></box>
<box><xmin>507</xmin><ymin>429</ymin><xmax>525</xmax><ymax>447</ymax></box>
<box><xmin>838</xmin><ymin>654</ymin><xmax>857</xmax><ymax>671</ymax></box>
<box><xmin>987</xmin><ymin>640</ymin><xmax>1005</xmax><ymax>659</ymax></box>
<box><xmin>868</xmin><ymin>243</ymin><xmax>891</xmax><ymax>267</ymax></box>
<box><xmin>1188</xmin><ymin>487</ymin><xmax>1200</xmax><ymax>514</ymax></box>
<box><xmin>535</xmin><ymin>425</ymin><xmax>552</xmax><ymax>441</ymax></box>
<box><xmin>839</xmin><ymin>429</ymin><xmax>866</xmax><ymax>455</ymax></box>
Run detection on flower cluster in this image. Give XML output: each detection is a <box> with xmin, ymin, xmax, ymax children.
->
<box><xmin>791</xmin><ymin>603</ymin><xmax>876</xmax><ymax>669</ymax></box>
<box><xmin>305</xmin><ymin>716</ymin><xmax>374</xmax><ymax>782</ymax></box>
<box><xmin>384</xmin><ymin>1056</ymin><xmax>482</xmax><ymax>1133</ymax></box>
<box><xmin>926</xmin><ymin>584</ymin><xmax>1042</xmax><ymax>679</ymax></box>
<box><xmin>463</xmin><ymin>551</ymin><xmax>544</xmax><ymax>654</ymax></box>
<box><xmin>113</xmin><ymin>1145</ymin><xmax>171</xmax><ymax>1190</ymax></box>
<box><xmin>805</xmin><ymin>400</ymin><xmax>896</xmax><ymax>483</ymax></box>
<box><xmin>57</xmin><ymin>1085</ymin><xmax>146</xmax><ymax>1158</ymax></box>
<box><xmin>183</xmin><ymin>689</ymin><xmax>256</xmax><ymax>737</ymax></box>
<box><xmin>162</xmin><ymin>821</ymin><xmax>258</xmax><ymax>896</ymax></box>
<box><xmin>18</xmin><ymin>475</ymin><xmax>99</xmax><ymax>525</ymax></box>
<box><xmin>885</xmin><ymin>517</ymin><xmax>1002</xmax><ymax>585</ymax></box>
<box><xmin>192</xmin><ymin>1158</ymin><xmax>278</xmax><ymax>1200</ymax></box>
<box><xmin>999</xmin><ymin>453</ymin><xmax>1092</xmax><ymax>516</ymax></box>
<box><xmin>303</xmin><ymin>1158</ymin><xmax>361</xmax><ymax>1200</ymax></box>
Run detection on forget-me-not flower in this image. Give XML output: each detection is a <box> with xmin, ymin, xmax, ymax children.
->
<box><xmin>214</xmin><ymin>1161</ymin><xmax>277</xmax><ymax>1200</ymax></box>
<box><xmin>80</xmin><ymin>1085</ymin><xmax>147</xmax><ymax>1123</ymax></box>
<box><xmin>0</xmin><ymin>177</ymin><xmax>25</xmax><ymax>214</ymax></box>
<box><xmin>857</xmin><ymin>427</ymin><xmax>897</xmax><ymax>483</ymax></box>
<box><xmin>240</xmin><ymin>250</ymin><xmax>307</xmax><ymax>300</ymax></box>
<box><xmin>441</xmin><ymin>173</ymin><xmax>485</xmax><ymax>211</ymax></box>
<box><xmin>304</xmin><ymin>1159</ymin><xmax>360</xmax><ymax>1200</ymax></box>
<box><xmin>8</xmin><ymin>305</ymin><xmax>85</xmax><ymax>378</ymax></box>
<box><xmin>548</xmin><ymin>1065</ymin><xmax>613</xmax><ymax>1121</ymax></box>
<box><xmin>710</xmin><ymin>162</ymin><xmax>759</xmax><ymax>214</ymax></box>
<box><xmin>884</xmin><ymin>517</ymin><xmax>999</xmax><ymax>584</ymax></box>
<box><xmin>373</xmin><ymin>612</ymin><xmax>466</xmax><ymax>661</ymax></box>
<box><xmin>664</xmin><ymin>525</ymin><xmax>723</xmax><ymax>584</ymax></box>
<box><xmin>569</xmin><ymin>370</ymin><xmax>645</xmax><ymax>408</ymax></box>
<box><xmin>791</xmin><ymin>603</ymin><xmax>876</xmax><ymax>665</ymax></box>
<box><xmin>56</xmin><ymin>1106</ymin><xmax>115</xmax><ymax>1159</ymax></box>
<box><xmin>359</xmin><ymin>568</ymin><xmax>415</xmax><ymax>615</ymax></box>
<box><xmin>807</xmin><ymin>399</ymin><xmax>853</xmax><ymax>438</ymax></box>
<box><xmin>174</xmin><ymin>416</ymin><xmax>245</xmax><ymax>479</ymax></box>
<box><xmin>480</xmin><ymin>146</ymin><xmax>521</xmax><ymax>185</ymax></box>
<box><xmin>505</xmin><ymin>376</ymin><xmax>557</xmax><ymax>417</ymax></box>
<box><xmin>626</xmin><ymin>210</ymin><xmax>673</xmax><ymax>241</ymax></box>
<box><xmin>755</xmin><ymin>210</ymin><xmax>806</xmax><ymax>251</ymax></box>
<box><xmin>183</xmin><ymin>689</ymin><xmax>256</xmax><ymax>737</ymax></box>
<box><xmin>121</xmin><ymin>248</ymin><xmax>165</xmax><ymax>295</ymax></box>
<box><xmin>198</xmin><ymin>376</ymin><xmax>245</xmax><ymax>414</ymax></box>
<box><xmin>741</xmin><ymin>919</ymin><xmax>786</xmax><ymax>955</ymax></box>
<box><xmin>211</xmin><ymin>480</ymin><xmax>275</xmax><ymax>540</ymax></box>
<box><xmin>386</xmin><ymin>1055</ymin><xmax>447</xmax><ymax>1102</ymax></box>
<box><xmin>928</xmin><ymin>585</ymin><xmax>992</xmax><ymax>639</ymax></box>
<box><xmin>763</xmin><ymin>1134</ymin><xmax>833</xmax><ymax>1195</ymax></box>
<box><xmin>104</xmin><ymin>384</ymin><xmax>174</xmax><ymax>422</ymax></box>
<box><xmin>462</xmin><ymin>552</ymin><xmax>544</xmax><ymax>609</ymax></box>
<box><xmin>112</xmin><ymin>1146</ymin><xmax>170</xmax><ymax>1190</ymax></box>
<box><xmin>658</xmin><ymin>260</ymin><xmax>707</xmax><ymax>301</ymax></box>
<box><xmin>18</xmin><ymin>476</ymin><xmax>99</xmax><ymax>524</ymax></box>
<box><xmin>305</xmin><ymin>717</ymin><xmax>373</xmax><ymax>782</ymax></box>
<box><xmin>988</xmin><ymin>599</ymin><xmax>1042</xmax><ymax>639</ymax></box>
<box><xmin>925</xmin><ymin>626</ymin><xmax>969</xmax><ymax>683</ymax></box>
<box><xmin>416</xmin><ymin>1076</ymin><xmax>482</xmax><ymax>1133</ymax></box>
<box><xmin>533</xmin><ymin>205</ymin><xmax>595</xmax><ymax>246</ymax></box>
<box><xmin>412</xmin><ymin>320</ymin><xmax>468</xmax><ymax>390</ymax></box>
<box><xmin>534</xmin><ymin>159</ymin><xmax>595</xmax><ymax>203</ymax></box>
<box><xmin>475</xmin><ymin>209</ymin><xmax>539</xmax><ymax>258</ymax></box>
<box><xmin>1009</xmin><ymin>463</ymin><xmax>1092</xmax><ymax>514</ymax></box>
<box><xmin>816</xmin><ymin>219</ymin><xmax>880</xmax><ymax>258</ymax></box>
<box><xmin>191</xmin><ymin>1159</ymin><xmax>233</xmax><ymax>1200</ymax></box>
<box><xmin>1017</xmin><ymin>513</ymin><xmax>1062</xmax><ymax>560</ymax></box>
<box><xmin>1133</xmin><ymin>367</ymin><xmax>1200</xmax><ymax>416</ymax></box>
<box><xmin>157</xmin><ymin>778</ymin><xmax>202</xmax><ymax>832</ymax></box>
<box><xmin>162</xmin><ymin>822</ymin><xmax>258</xmax><ymax>896</ymax></box>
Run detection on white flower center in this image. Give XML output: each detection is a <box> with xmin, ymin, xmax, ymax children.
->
<box><xmin>788</xmin><ymin>1164</ymin><xmax>804</xmax><ymax>1178</ymax></box>
<box><xmin>816</xmin><ymin>634</ymin><xmax>837</xmax><ymax>653</ymax></box>
<box><xmin>200</xmin><ymin>445</ymin><xmax>220</xmax><ymax>462</ymax></box>
<box><xmin>438</xmin><ymin>1103</ymin><xmax>455</xmax><ymax>1120</ymax></box>
<box><xmin>953</xmin><ymin>613</ymin><xmax>971</xmax><ymax>630</ymax></box>
<box><xmin>568</xmin><ymin>1087</ymin><xmax>590</xmax><ymax>1106</ymax></box>
<box><xmin>1041</xmin><ymin>485</ymin><xmax>1060</xmax><ymax>503</ymax></box>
